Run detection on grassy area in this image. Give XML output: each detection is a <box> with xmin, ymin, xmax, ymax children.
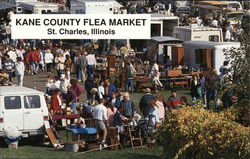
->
<box><xmin>0</xmin><ymin>89</ymin><xmax>191</xmax><ymax>158</ymax></box>
<box><xmin>0</xmin><ymin>146</ymin><xmax>163</xmax><ymax>159</ymax></box>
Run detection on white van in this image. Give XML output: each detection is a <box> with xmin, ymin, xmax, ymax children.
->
<box><xmin>0</xmin><ymin>86</ymin><xmax>49</xmax><ymax>137</ymax></box>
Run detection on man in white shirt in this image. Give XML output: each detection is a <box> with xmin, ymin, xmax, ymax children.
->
<box><xmin>92</xmin><ymin>99</ymin><xmax>108</xmax><ymax>147</ymax></box>
<box><xmin>150</xmin><ymin>60</ymin><xmax>163</xmax><ymax>93</ymax></box>
<box><xmin>86</xmin><ymin>52</ymin><xmax>97</xmax><ymax>78</ymax></box>
<box><xmin>212</xmin><ymin>19</ymin><xmax>218</xmax><ymax>28</ymax></box>
<box><xmin>7</xmin><ymin>47</ymin><xmax>17</xmax><ymax>62</ymax></box>
<box><xmin>225</xmin><ymin>28</ymin><xmax>231</xmax><ymax>42</ymax></box>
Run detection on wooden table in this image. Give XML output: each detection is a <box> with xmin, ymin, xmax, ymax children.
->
<box><xmin>134</xmin><ymin>76</ymin><xmax>151</xmax><ymax>92</ymax></box>
<box><xmin>161</xmin><ymin>76</ymin><xmax>192</xmax><ymax>88</ymax></box>
<box><xmin>51</xmin><ymin>114</ymin><xmax>80</xmax><ymax>120</ymax></box>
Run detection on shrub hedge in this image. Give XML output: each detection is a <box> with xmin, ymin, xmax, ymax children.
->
<box><xmin>156</xmin><ymin>107</ymin><xmax>250</xmax><ymax>159</ymax></box>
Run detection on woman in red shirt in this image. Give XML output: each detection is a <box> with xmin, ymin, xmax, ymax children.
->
<box><xmin>51</xmin><ymin>89</ymin><xmax>62</xmax><ymax>114</ymax></box>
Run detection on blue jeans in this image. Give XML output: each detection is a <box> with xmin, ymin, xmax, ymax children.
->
<box><xmin>57</xmin><ymin>69</ymin><xmax>64</xmax><ymax>79</ymax></box>
<box><xmin>31</xmin><ymin>61</ymin><xmax>39</xmax><ymax>73</ymax></box>
<box><xmin>206</xmin><ymin>89</ymin><xmax>217</xmax><ymax>109</ymax></box>
<box><xmin>125</xmin><ymin>79</ymin><xmax>134</xmax><ymax>93</ymax></box>
<box><xmin>71</xmin><ymin>103</ymin><xmax>76</xmax><ymax>111</ymax></box>
<box><xmin>87</xmin><ymin>65</ymin><xmax>94</xmax><ymax>78</ymax></box>
<box><xmin>30</xmin><ymin>40</ymin><xmax>36</xmax><ymax>48</ymax></box>
<box><xmin>75</xmin><ymin>66</ymin><xmax>81</xmax><ymax>81</ymax></box>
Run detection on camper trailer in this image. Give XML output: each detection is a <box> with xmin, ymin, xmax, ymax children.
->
<box><xmin>173</xmin><ymin>24</ymin><xmax>223</xmax><ymax>42</ymax></box>
<box><xmin>70</xmin><ymin>0</ymin><xmax>120</xmax><ymax>14</ymax></box>
<box><xmin>0</xmin><ymin>86</ymin><xmax>49</xmax><ymax>137</ymax></box>
<box><xmin>22</xmin><ymin>1</ymin><xmax>59</xmax><ymax>14</ymax></box>
<box><xmin>128</xmin><ymin>13</ymin><xmax>179</xmax><ymax>52</ymax></box>
<box><xmin>183</xmin><ymin>41</ymin><xmax>241</xmax><ymax>73</ymax></box>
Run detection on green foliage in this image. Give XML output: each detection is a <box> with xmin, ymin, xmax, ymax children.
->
<box><xmin>156</xmin><ymin>106</ymin><xmax>250</xmax><ymax>159</ymax></box>
<box><xmin>223</xmin><ymin>32</ymin><xmax>250</xmax><ymax>106</ymax></box>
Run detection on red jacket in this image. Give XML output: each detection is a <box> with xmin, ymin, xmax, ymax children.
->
<box><xmin>26</xmin><ymin>51</ymin><xmax>40</xmax><ymax>63</ymax></box>
<box><xmin>51</xmin><ymin>94</ymin><xmax>62</xmax><ymax>113</ymax></box>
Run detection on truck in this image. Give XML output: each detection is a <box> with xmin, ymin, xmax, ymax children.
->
<box><xmin>182</xmin><ymin>41</ymin><xmax>241</xmax><ymax>73</ymax></box>
<box><xmin>22</xmin><ymin>1</ymin><xmax>60</xmax><ymax>14</ymax></box>
<box><xmin>173</xmin><ymin>24</ymin><xmax>223</xmax><ymax>42</ymax></box>
<box><xmin>0</xmin><ymin>86</ymin><xmax>49</xmax><ymax>138</ymax></box>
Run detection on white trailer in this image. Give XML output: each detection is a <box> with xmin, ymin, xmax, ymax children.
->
<box><xmin>128</xmin><ymin>13</ymin><xmax>179</xmax><ymax>52</ymax></box>
<box><xmin>183</xmin><ymin>41</ymin><xmax>241</xmax><ymax>73</ymax></box>
<box><xmin>22</xmin><ymin>1</ymin><xmax>59</xmax><ymax>14</ymax></box>
<box><xmin>70</xmin><ymin>0</ymin><xmax>118</xmax><ymax>14</ymax></box>
<box><xmin>173</xmin><ymin>24</ymin><xmax>224</xmax><ymax>42</ymax></box>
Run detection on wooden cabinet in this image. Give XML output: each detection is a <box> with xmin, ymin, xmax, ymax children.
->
<box><xmin>107</xmin><ymin>54</ymin><xmax>116</xmax><ymax>69</ymax></box>
<box><xmin>172</xmin><ymin>46</ymin><xmax>184</xmax><ymax>66</ymax></box>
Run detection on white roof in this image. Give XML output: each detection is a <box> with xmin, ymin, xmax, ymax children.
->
<box><xmin>150</xmin><ymin>13</ymin><xmax>179</xmax><ymax>20</ymax></box>
<box><xmin>0</xmin><ymin>86</ymin><xmax>43</xmax><ymax>96</ymax></box>
<box><xmin>174</xmin><ymin>25</ymin><xmax>221</xmax><ymax>31</ymax></box>
<box><xmin>151</xmin><ymin>36</ymin><xmax>183</xmax><ymax>42</ymax></box>
<box><xmin>74</xmin><ymin>0</ymin><xmax>114</xmax><ymax>4</ymax></box>
<box><xmin>22</xmin><ymin>2</ymin><xmax>59</xmax><ymax>6</ymax></box>
<box><xmin>183</xmin><ymin>41</ymin><xmax>241</xmax><ymax>49</ymax></box>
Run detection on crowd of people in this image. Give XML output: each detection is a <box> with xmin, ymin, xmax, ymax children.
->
<box><xmin>0</xmin><ymin>1</ymin><xmax>242</xmax><ymax>148</ymax></box>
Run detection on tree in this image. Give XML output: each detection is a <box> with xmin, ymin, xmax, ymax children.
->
<box><xmin>223</xmin><ymin>30</ymin><xmax>250</xmax><ymax>105</ymax></box>
<box><xmin>222</xmin><ymin>27</ymin><xmax>250</xmax><ymax>125</ymax></box>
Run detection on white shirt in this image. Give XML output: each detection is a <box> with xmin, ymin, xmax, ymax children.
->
<box><xmin>60</xmin><ymin>79</ymin><xmax>70</xmax><ymax>93</ymax></box>
<box><xmin>93</xmin><ymin>104</ymin><xmax>107</xmax><ymax>121</ymax></box>
<box><xmin>98</xmin><ymin>85</ymin><xmax>105</xmax><ymax>99</ymax></box>
<box><xmin>39</xmin><ymin>51</ymin><xmax>44</xmax><ymax>62</ymax></box>
<box><xmin>63</xmin><ymin>51</ymin><xmax>70</xmax><ymax>59</ymax></box>
<box><xmin>55</xmin><ymin>56</ymin><xmax>65</xmax><ymax>70</ymax></box>
<box><xmin>147</xmin><ymin>107</ymin><xmax>160</xmax><ymax>126</ymax></box>
<box><xmin>16</xmin><ymin>49</ymin><xmax>24</xmax><ymax>60</ymax></box>
<box><xmin>150</xmin><ymin>63</ymin><xmax>159</xmax><ymax>77</ymax></box>
<box><xmin>15</xmin><ymin>61</ymin><xmax>25</xmax><ymax>76</ymax></box>
<box><xmin>44</xmin><ymin>52</ymin><xmax>54</xmax><ymax>64</ymax></box>
<box><xmin>212</xmin><ymin>20</ymin><xmax>218</xmax><ymax>27</ymax></box>
<box><xmin>51</xmin><ymin>80</ymin><xmax>61</xmax><ymax>90</ymax></box>
<box><xmin>225</xmin><ymin>30</ymin><xmax>231</xmax><ymax>40</ymax></box>
<box><xmin>86</xmin><ymin>54</ymin><xmax>97</xmax><ymax>66</ymax></box>
<box><xmin>7</xmin><ymin>50</ymin><xmax>17</xmax><ymax>62</ymax></box>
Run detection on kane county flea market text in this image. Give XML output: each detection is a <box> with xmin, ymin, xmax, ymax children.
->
<box><xmin>15</xmin><ymin>18</ymin><xmax>147</xmax><ymax>26</ymax></box>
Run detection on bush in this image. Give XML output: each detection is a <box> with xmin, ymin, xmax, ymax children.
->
<box><xmin>156</xmin><ymin>107</ymin><xmax>250</xmax><ymax>159</ymax></box>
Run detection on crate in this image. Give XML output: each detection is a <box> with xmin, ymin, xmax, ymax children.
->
<box><xmin>109</xmin><ymin>137</ymin><xmax>120</xmax><ymax>150</ymax></box>
<box><xmin>108</xmin><ymin>127</ymin><xmax>118</xmax><ymax>137</ymax></box>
